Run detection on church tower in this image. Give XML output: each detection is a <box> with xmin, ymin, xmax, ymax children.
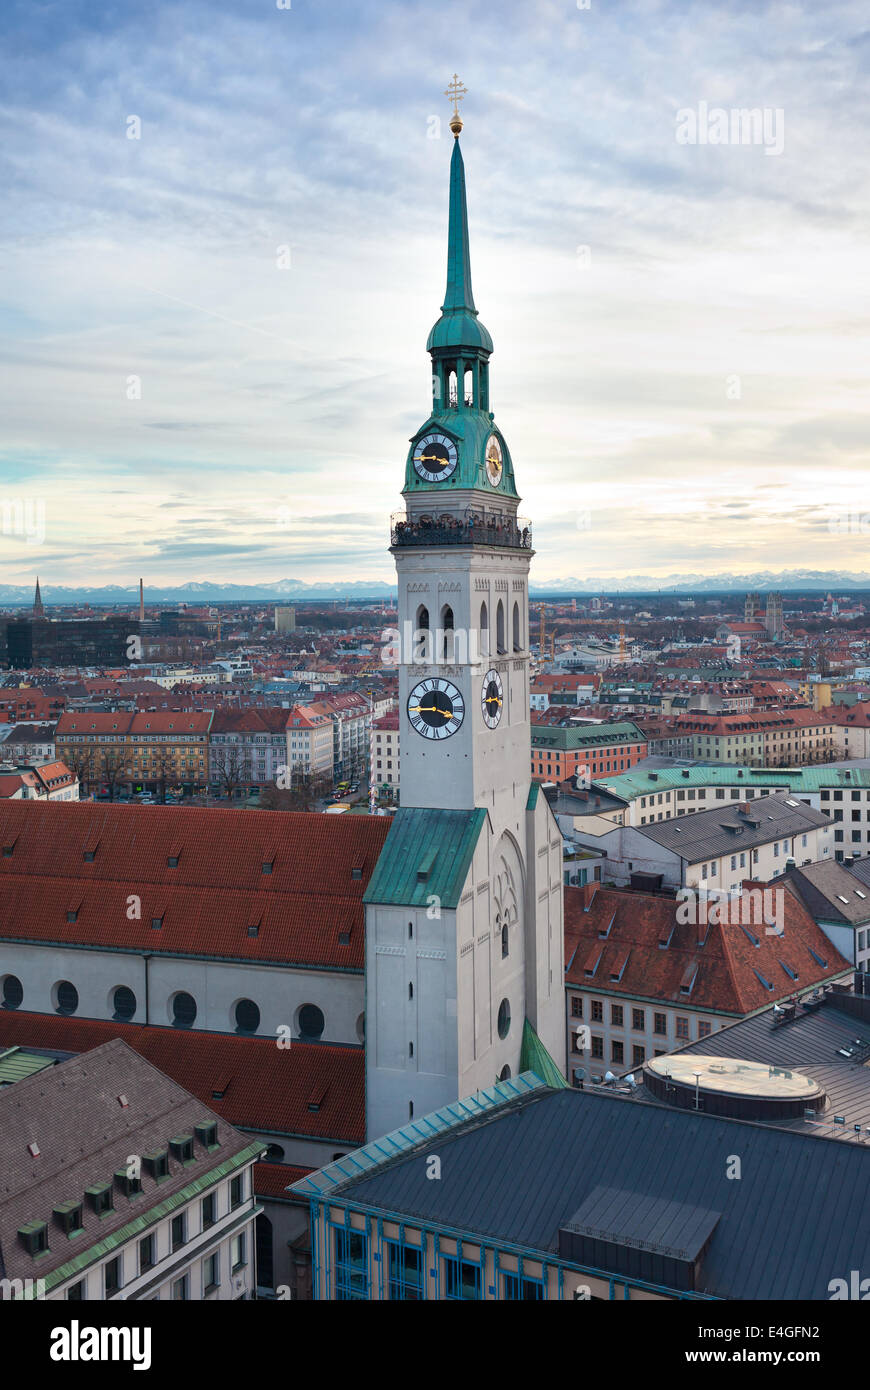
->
<box><xmin>32</xmin><ymin>577</ymin><xmax>44</xmax><ymax>619</ymax></box>
<box><xmin>363</xmin><ymin>81</ymin><xmax>566</xmax><ymax>1140</ymax></box>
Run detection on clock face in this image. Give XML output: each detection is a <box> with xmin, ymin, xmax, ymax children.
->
<box><xmin>412</xmin><ymin>433</ymin><xmax>458</xmax><ymax>484</ymax></box>
<box><xmin>407</xmin><ymin>678</ymin><xmax>465</xmax><ymax>740</ymax></box>
<box><xmin>481</xmin><ymin>669</ymin><xmax>504</xmax><ymax>728</ymax></box>
<box><xmin>485</xmin><ymin>434</ymin><xmax>503</xmax><ymax>487</ymax></box>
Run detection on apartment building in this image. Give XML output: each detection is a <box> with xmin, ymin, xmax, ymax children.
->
<box><xmin>826</xmin><ymin>701</ymin><xmax>870</xmax><ymax>759</ymax></box>
<box><xmin>208</xmin><ymin>708</ymin><xmax>293</xmax><ymax>796</ymax></box>
<box><xmin>371</xmin><ymin>711</ymin><xmax>399</xmax><ymax>798</ymax></box>
<box><xmin>308</xmin><ymin>692</ymin><xmax>371</xmax><ymax>781</ymax></box>
<box><xmin>55</xmin><ymin>711</ymin><xmax>212</xmax><ymax>796</ymax></box>
<box><xmin>563</xmin><ymin>881</ymin><xmax>849</xmax><ymax>1078</ymax></box>
<box><xmin>531</xmin><ymin>720</ymin><xmax>647</xmax><ymax>784</ymax></box>
<box><xmin>0</xmin><ymin>1038</ymin><xmax>262</xmax><ymax>1302</ymax></box>
<box><xmin>672</xmin><ymin>710</ymin><xmax>837</xmax><ymax>766</ymax></box>
<box><xmin>563</xmin><ymin>793</ymin><xmax>833</xmax><ymax>892</ymax></box>
<box><xmin>286</xmin><ymin>704</ymin><xmax>334</xmax><ymax>782</ymax></box>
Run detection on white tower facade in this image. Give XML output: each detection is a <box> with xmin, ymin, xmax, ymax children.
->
<box><xmin>364</xmin><ymin>108</ymin><xmax>565</xmax><ymax>1141</ymax></box>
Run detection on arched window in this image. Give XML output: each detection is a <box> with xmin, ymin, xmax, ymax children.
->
<box><xmin>496</xmin><ymin>600</ymin><xmax>506</xmax><ymax>654</ymax></box>
<box><xmin>513</xmin><ymin>601</ymin><xmax>521</xmax><ymax>652</ymax></box>
<box><xmin>112</xmin><ymin>985</ymin><xmax>136</xmax><ymax>1021</ymax></box>
<box><xmin>171</xmin><ymin>991</ymin><xmax>197</xmax><ymax>1028</ymax></box>
<box><xmin>1</xmin><ymin>975</ymin><xmax>23</xmax><ymax>1010</ymax></box>
<box><xmin>447</xmin><ymin>369</ymin><xmax>458</xmax><ymax>407</ymax></box>
<box><xmin>264</xmin><ymin>1143</ymin><xmax>285</xmax><ymax>1161</ymax></box>
<box><xmin>499</xmin><ymin>1065</ymin><xmax>512</xmax><ymax>1082</ymax></box>
<box><xmin>55</xmin><ymin>981</ymin><xmax>78</xmax><ymax>1016</ymax></box>
<box><xmin>480</xmin><ymin>601</ymin><xmax>489</xmax><ymax>656</ymax></box>
<box><xmin>415</xmin><ymin>605</ymin><xmax>431</xmax><ymax>663</ymax></box>
<box><xmin>235</xmin><ymin>998</ymin><xmax>260</xmax><ymax>1034</ymax></box>
<box><xmin>501</xmin><ymin>922</ymin><xmax>509</xmax><ymax>959</ymax></box>
<box><xmin>298</xmin><ymin>1003</ymin><xmax>324</xmax><ymax>1040</ymax></box>
<box><xmin>441</xmin><ymin>604</ymin><xmax>454</xmax><ymax>661</ymax></box>
<box><xmin>464</xmin><ymin>367</ymin><xmax>474</xmax><ymax>406</ymax></box>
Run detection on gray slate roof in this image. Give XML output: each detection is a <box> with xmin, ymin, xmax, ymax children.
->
<box><xmin>781</xmin><ymin>861</ymin><xmax>870</xmax><ymax>926</ymax></box>
<box><xmin>326</xmin><ymin>1080</ymin><xmax>870</xmax><ymax>1299</ymax></box>
<box><xmin>636</xmin><ymin>793</ymin><xmax>830</xmax><ymax>863</ymax></box>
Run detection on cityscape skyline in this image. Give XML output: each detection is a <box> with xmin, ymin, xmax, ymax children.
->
<box><xmin>2</xmin><ymin>0</ymin><xmax>869</xmax><ymax>587</ymax></box>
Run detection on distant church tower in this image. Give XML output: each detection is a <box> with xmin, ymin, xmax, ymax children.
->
<box><xmin>32</xmin><ymin>577</ymin><xmax>44</xmax><ymax>619</ymax></box>
<box><xmin>363</xmin><ymin>81</ymin><xmax>566</xmax><ymax>1139</ymax></box>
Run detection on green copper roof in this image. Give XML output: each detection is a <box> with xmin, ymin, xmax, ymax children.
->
<box><xmin>519</xmin><ymin>1019</ymin><xmax>567</xmax><ymax>1090</ymax></box>
<box><xmin>0</xmin><ymin>1046</ymin><xmax>55</xmax><ymax>1086</ymax></box>
<box><xmin>363</xmin><ymin>807</ymin><xmax>487</xmax><ymax>910</ymax></box>
<box><xmin>526</xmin><ymin>782</ymin><xmax>540</xmax><ymax>811</ymax></box>
<box><xmin>597</xmin><ymin>764</ymin><xmax>870</xmax><ymax>800</ymax></box>
<box><xmin>531</xmin><ymin>720</ymin><xmax>645</xmax><ymax>751</ymax></box>
<box><xmin>427</xmin><ymin>138</ymin><xmax>493</xmax><ymax>355</ymax></box>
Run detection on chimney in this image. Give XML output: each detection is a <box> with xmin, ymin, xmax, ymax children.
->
<box><xmin>139</xmin><ymin>578</ymin><xmax>145</xmax><ymax>623</ymax></box>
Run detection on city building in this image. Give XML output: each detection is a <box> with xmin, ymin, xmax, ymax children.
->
<box><xmin>0</xmin><ymin>760</ymin><xmax>78</xmax><ymax>801</ymax></box>
<box><xmin>55</xmin><ymin>711</ymin><xmax>212</xmax><ymax>797</ymax></box>
<box><xmin>0</xmin><ymin>723</ymin><xmax>56</xmax><ymax>763</ymax></box>
<box><xmin>5</xmin><ymin>617</ymin><xmax>142</xmax><ymax>670</ymax></box>
<box><xmin>371</xmin><ymin>711</ymin><xmax>400</xmax><ymax>799</ymax></box>
<box><xmin>286</xmin><ymin>704</ymin><xmax>334</xmax><ymax>783</ymax></box>
<box><xmin>209</xmin><ymin>709</ymin><xmax>292</xmax><ymax>797</ymax></box>
<box><xmin>563</xmin><ymin>881</ymin><xmax>851</xmax><ymax>1078</ymax></box>
<box><xmin>781</xmin><ymin>860</ymin><xmax>870</xmax><ymax>972</ymax></box>
<box><xmin>0</xmin><ymin>1037</ymin><xmax>262</xmax><ymax>1301</ymax></box>
<box><xmin>308</xmin><ymin>691</ymin><xmax>371</xmax><ymax>782</ymax></box>
<box><xmin>274</xmin><ymin>606</ymin><xmax>296</xmax><ymax>635</ymax></box>
<box><xmin>531</xmin><ymin>720</ymin><xmax>647</xmax><ymax>784</ymax></box>
<box><xmin>290</xmin><ymin>1042</ymin><xmax>870</xmax><ymax>1300</ymax></box>
<box><xmin>563</xmin><ymin>793</ymin><xmax>833</xmax><ymax>892</ymax></box>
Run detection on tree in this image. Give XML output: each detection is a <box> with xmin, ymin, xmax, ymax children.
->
<box><xmin>210</xmin><ymin>742</ymin><xmax>253</xmax><ymax>800</ymax></box>
<box><xmin>260</xmin><ymin>765</ymin><xmax>331</xmax><ymax>812</ymax></box>
<box><xmin>65</xmin><ymin>747</ymin><xmax>96</xmax><ymax>798</ymax></box>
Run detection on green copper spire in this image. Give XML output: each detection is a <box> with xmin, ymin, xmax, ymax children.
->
<box><xmin>426</xmin><ymin>135</ymin><xmax>493</xmax><ymax>355</ymax></box>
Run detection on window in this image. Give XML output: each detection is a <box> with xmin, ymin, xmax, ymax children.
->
<box><xmin>112</xmin><ymin>985</ymin><xmax>136</xmax><ymax>1021</ymax></box>
<box><xmin>203</xmin><ymin>1252</ymin><xmax>219</xmax><ymax>1294</ymax></box>
<box><xmin>388</xmin><ymin>1241</ymin><xmax>425</xmax><ymax>1300</ymax></box>
<box><xmin>55</xmin><ymin>981</ymin><xmax>78</xmax><ymax>1016</ymax></box>
<box><xmin>234</xmin><ymin>998</ymin><xmax>260</xmax><ymax>1034</ymax></box>
<box><xmin>502</xmin><ymin>1271</ymin><xmax>544</xmax><ymax>1300</ymax></box>
<box><xmin>571</xmin><ymin>997</ymin><xmax>583</xmax><ymax>1018</ymax></box>
<box><xmin>172</xmin><ymin>1275</ymin><xmax>189</xmax><ymax>1301</ymax></box>
<box><xmin>591</xmin><ymin>1036</ymin><xmax>603</xmax><ymax>1058</ymax></box>
<box><xmin>444</xmin><ymin>1255</ymin><xmax>481</xmax><ymax>1301</ymax></box>
<box><xmin>333</xmin><ymin>1227</ymin><xmax>367</xmax><ymax>1300</ymax></box>
<box><xmin>698</xmin><ymin>1021</ymin><xmax>712</xmax><ymax>1038</ymax></box>
<box><xmin>611</xmin><ymin>1040</ymin><xmax>624</xmax><ymax>1064</ymax></box>
<box><xmin>631</xmin><ymin>1008</ymin><xmax>644</xmax><ymax>1030</ymax></box>
<box><xmin>201</xmin><ymin>1193</ymin><xmax>216</xmax><ymax>1229</ymax></box>
<box><xmin>653</xmin><ymin>1012</ymin><xmax>667</xmax><ymax>1036</ymax></box>
<box><xmin>171</xmin><ymin>1213</ymin><xmax>186</xmax><ymax>1252</ymax></box>
<box><xmin>501</xmin><ymin>923</ymin><xmax>509</xmax><ymax>959</ymax></box>
<box><xmin>88</xmin><ymin>1184</ymin><xmax>113</xmax><ymax>1217</ymax></box>
<box><xmin>1</xmin><ymin>975</ymin><xmax>23</xmax><ymax>1010</ymax></box>
<box><xmin>611</xmin><ymin>1004</ymin><xmax>623</xmax><ymax>1027</ymax></box>
<box><xmin>139</xmin><ymin>1234</ymin><xmax>155</xmax><ymax>1273</ymax></box>
<box><xmin>591</xmin><ymin>1000</ymin><xmax>603</xmax><ymax>1022</ymax></box>
<box><xmin>171</xmin><ymin>991</ymin><xmax>197</xmax><ymax>1028</ymax></box>
<box><xmin>497</xmin><ymin>998</ymin><xmax>511</xmax><ymax>1039</ymax></box>
<box><xmin>228</xmin><ymin>1230</ymin><xmax>248</xmax><ymax>1275</ymax></box>
<box><xmin>230</xmin><ymin>1175</ymin><xmax>244</xmax><ymax>1210</ymax></box>
<box><xmin>298</xmin><ymin>1004</ymin><xmax>325</xmax><ymax>1040</ymax></box>
<box><xmin>676</xmin><ymin>1016</ymin><xmax>689</xmax><ymax>1040</ymax></box>
<box><xmin>632</xmin><ymin>1045</ymin><xmax>645</xmax><ymax>1066</ymax></box>
<box><xmin>66</xmin><ymin>1280</ymin><xmax>86</xmax><ymax>1300</ymax></box>
<box><xmin>170</xmin><ymin>1135</ymin><xmax>194</xmax><ymax>1164</ymax></box>
<box><xmin>104</xmin><ymin>1257</ymin><xmax>121</xmax><ymax>1297</ymax></box>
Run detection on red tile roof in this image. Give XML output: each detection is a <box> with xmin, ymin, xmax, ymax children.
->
<box><xmin>0</xmin><ymin>801</ymin><xmax>391</xmax><ymax>969</ymax></box>
<box><xmin>254</xmin><ymin>1161</ymin><xmax>314</xmax><ymax>1200</ymax></box>
<box><xmin>0</xmin><ymin>1012</ymin><xmax>365</xmax><ymax>1143</ymax></box>
<box><xmin>564</xmin><ymin>883</ymin><xmax>850</xmax><ymax>1016</ymax></box>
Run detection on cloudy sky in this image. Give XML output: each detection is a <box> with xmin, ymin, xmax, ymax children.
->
<box><xmin>1</xmin><ymin>0</ymin><xmax>868</xmax><ymax>590</ymax></box>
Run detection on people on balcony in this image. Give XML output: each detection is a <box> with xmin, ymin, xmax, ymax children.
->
<box><xmin>392</xmin><ymin>513</ymin><xmax>531</xmax><ymax>548</ymax></box>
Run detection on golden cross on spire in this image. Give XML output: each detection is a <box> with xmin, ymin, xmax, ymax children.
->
<box><xmin>444</xmin><ymin>73</ymin><xmax>468</xmax><ymax>136</ymax></box>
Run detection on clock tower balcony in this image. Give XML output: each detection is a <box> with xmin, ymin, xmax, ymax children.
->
<box><xmin>390</xmin><ymin>510</ymin><xmax>532</xmax><ymax>552</ymax></box>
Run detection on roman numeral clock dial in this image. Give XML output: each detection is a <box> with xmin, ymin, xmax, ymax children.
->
<box><xmin>481</xmin><ymin>669</ymin><xmax>503</xmax><ymax>728</ymax></box>
<box><xmin>407</xmin><ymin>678</ymin><xmax>464</xmax><ymax>740</ymax></box>
<box><xmin>412</xmin><ymin>433</ymin><xmax>458</xmax><ymax>483</ymax></box>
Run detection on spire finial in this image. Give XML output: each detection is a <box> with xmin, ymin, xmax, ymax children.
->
<box><xmin>444</xmin><ymin>73</ymin><xmax>467</xmax><ymax>137</ymax></box>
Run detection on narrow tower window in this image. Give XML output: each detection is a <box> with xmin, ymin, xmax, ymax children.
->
<box><xmin>496</xmin><ymin>600</ymin><xmax>506</xmax><ymax>655</ymax></box>
<box><xmin>441</xmin><ymin>605</ymin><xmax>455</xmax><ymax>662</ymax></box>
<box><xmin>464</xmin><ymin>367</ymin><xmax>474</xmax><ymax>406</ymax></box>
<box><xmin>480</xmin><ymin>601</ymin><xmax>489</xmax><ymax>657</ymax></box>
<box><xmin>513</xmin><ymin>601</ymin><xmax>521</xmax><ymax>652</ymax></box>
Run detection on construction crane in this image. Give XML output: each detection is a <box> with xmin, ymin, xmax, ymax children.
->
<box><xmin>619</xmin><ymin>620</ymin><xmax>626</xmax><ymax>663</ymax></box>
<box><xmin>538</xmin><ymin>603</ymin><xmax>555</xmax><ymax>662</ymax></box>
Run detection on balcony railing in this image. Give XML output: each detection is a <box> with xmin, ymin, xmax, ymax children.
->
<box><xmin>391</xmin><ymin>511</ymin><xmax>532</xmax><ymax>551</ymax></box>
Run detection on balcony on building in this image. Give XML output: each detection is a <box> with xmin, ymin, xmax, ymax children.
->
<box><xmin>391</xmin><ymin>511</ymin><xmax>532</xmax><ymax>551</ymax></box>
